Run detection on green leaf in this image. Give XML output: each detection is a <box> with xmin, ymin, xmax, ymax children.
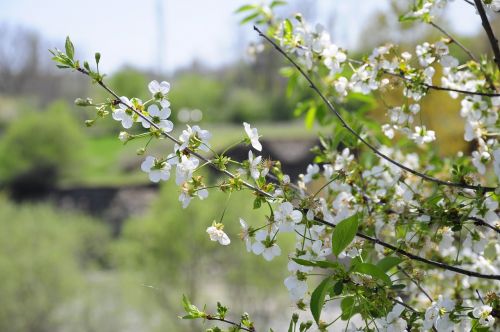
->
<box><xmin>304</xmin><ymin>106</ymin><xmax>316</xmax><ymax>129</ymax></box>
<box><xmin>340</xmin><ymin>296</ymin><xmax>356</xmax><ymax>320</ymax></box>
<box><xmin>310</xmin><ymin>277</ymin><xmax>333</xmax><ymax>324</ymax></box>
<box><xmin>291</xmin><ymin>258</ymin><xmax>342</xmax><ymax>270</ymax></box>
<box><xmin>283</xmin><ymin>18</ymin><xmax>293</xmax><ymax>40</ymax></box>
<box><xmin>376</xmin><ymin>257</ymin><xmax>402</xmax><ymax>272</ymax></box>
<box><xmin>270</xmin><ymin>0</ymin><xmax>287</xmax><ymax>8</ymax></box>
<box><xmin>352</xmin><ymin>262</ymin><xmax>392</xmax><ymax>285</ymax></box>
<box><xmin>253</xmin><ymin>197</ymin><xmax>262</xmax><ymax>209</ymax></box>
<box><xmin>331</xmin><ymin>213</ymin><xmax>359</xmax><ymax>256</ymax></box>
<box><xmin>240</xmin><ymin>12</ymin><xmax>260</xmax><ymax>25</ymax></box>
<box><xmin>65</xmin><ymin>36</ymin><xmax>74</xmax><ymax>60</ymax></box>
<box><xmin>234</xmin><ymin>4</ymin><xmax>256</xmax><ymax>13</ymax></box>
<box><xmin>332</xmin><ymin>280</ymin><xmax>343</xmax><ymax>296</ymax></box>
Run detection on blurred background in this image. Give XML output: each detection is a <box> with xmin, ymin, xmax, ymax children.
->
<box><xmin>0</xmin><ymin>1</ymin><xmax>498</xmax><ymax>331</ymax></box>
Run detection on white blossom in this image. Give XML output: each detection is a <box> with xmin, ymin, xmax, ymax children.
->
<box><xmin>141</xmin><ymin>156</ymin><xmax>171</xmax><ymax>183</ymax></box>
<box><xmin>206</xmin><ymin>223</ymin><xmax>230</xmax><ymax>246</ymax></box>
<box><xmin>243</xmin><ymin>122</ymin><xmax>262</xmax><ymax>151</ymax></box>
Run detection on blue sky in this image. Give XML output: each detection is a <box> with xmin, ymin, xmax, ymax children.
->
<box><xmin>0</xmin><ymin>0</ymin><xmax>479</xmax><ymax>74</ymax></box>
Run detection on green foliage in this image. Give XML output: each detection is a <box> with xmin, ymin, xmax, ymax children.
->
<box><xmin>310</xmin><ymin>276</ymin><xmax>333</xmax><ymax>324</ymax></box>
<box><xmin>331</xmin><ymin>213</ymin><xmax>359</xmax><ymax>256</ymax></box>
<box><xmin>113</xmin><ymin>178</ymin><xmax>292</xmax><ymax>320</ymax></box>
<box><xmin>0</xmin><ymin>101</ymin><xmax>86</xmax><ymax>190</ymax></box>
<box><xmin>0</xmin><ymin>198</ymin><xmax>109</xmax><ymax>332</ymax></box>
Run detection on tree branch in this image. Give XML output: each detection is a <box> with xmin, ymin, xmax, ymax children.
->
<box><xmin>73</xmin><ymin>62</ymin><xmax>500</xmax><ymax>282</ymax></box>
<box><xmin>254</xmin><ymin>26</ymin><xmax>496</xmax><ymax>193</ymax></box>
<box><xmin>473</xmin><ymin>0</ymin><xmax>500</xmax><ymax>70</ymax></box>
<box><xmin>206</xmin><ymin>316</ymin><xmax>255</xmax><ymax>332</ymax></box>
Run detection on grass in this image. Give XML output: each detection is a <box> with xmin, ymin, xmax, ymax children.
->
<box><xmin>64</xmin><ymin>121</ymin><xmax>320</xmax><ymax>187</ymax></box>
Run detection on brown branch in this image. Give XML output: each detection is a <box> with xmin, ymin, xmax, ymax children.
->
<box><xmin>429</xmin><ymin>21</ymin><xmax>497</xmax><ymax>90</ymax></box>
<box><xmin>311</xmin><ymin>215</ymin><xmax>500</xmax><ymax>280</ymax></box>
<box><xmin>72</xmin><ymin>62</ymin><xmax>500</xmax><ymax>282</ymax></box>
<box><xmin>397</xmin><ymin>266</ymin><xmax>433</xmax><ymax>303</ymax></box>
<box><xmin>347</xmin><ymin>58</ymin><xmax>499</xmax><ymax>97</ymax></box>
<box><xmin>206</xmin><ymin>316</ymin><xmax>255</xmax><ymax>332</ymax></box>
<box><xmin>429</xmin><ymin>21</ymin><xmax>478</xmax><ymax>63</ymax></box>
<box><xmin>474</xmin><ymin>0</ymin><xmax>500</xmax><ymax>70</ymax></box>
<box><xmin>254</xmin><ymin>26</ymin><xmax>496</xmax><ymax>193</ymax></box>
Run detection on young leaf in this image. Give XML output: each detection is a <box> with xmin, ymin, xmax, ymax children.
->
<box><xmin>377</xmin><ymin>256</ymin><xmax>402</xmax><ymax>272</ymax></box>
<box><xmin>270</xmin><ymin>0</ymin><xmax>287</xmax><ymax>8</ymax></box>
<box><xmin>65</xmin><ymin>36</ymin><xmax>75</xmax><ymax>60</ymax></box>
<box><xmin>310</xmin><ymin>276</ymin><xmax>333</xmax><ymax>324</ymax></box>
<box><xmin>234</xmin><ymin>4</ymin><xmax>256</xmax><ymax>13</ymax></box>
<box><xmin>240</xmin><ymin>12</ymin><xmax>260</xmax><ymax>25</ymax></box>
<box><xmin>352</xmin><ymin>262</ymin><xmax>392</xmax><ymax>285</ymax></box>
<box><xmin>331</xmin><ymin>213</ymin><xmax>359</xmax><ymax>256</ymax></box>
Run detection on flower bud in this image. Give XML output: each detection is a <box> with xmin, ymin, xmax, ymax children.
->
<box><xmin>118</xmin><ymin>131</ymin><xmax>131</xmax><ymax>143</ymax></box>
<box><xmin>136</xmin><ymin>148</ymin><xmax>146</xmax><ymax>155</ymax></box>
<box><xmin>75</xmin><ymin>97</ymin><xmax>93</xmax><ymax>106</ymax></box>
<box><xmin>84</xmin><ymin>119</ymin><xmax>95</xmax><ymax>127</ymax></box>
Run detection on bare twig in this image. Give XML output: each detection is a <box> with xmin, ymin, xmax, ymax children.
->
<box><xmin>473</xmin><ymin>0</ymin><xmax>500</xmax><ymax>70</ymax></box>
<box><xmin>206</xmin><ymin>316</ymin><xmax>255</xmax><ymax>332</ymax></box>
<box><xmin>397</xmin><ymin>266</ymin><xmax>434</xmax><ymax>303</ymax></box>
<box><xmin>254</xmin><ymin>26</ymin><xmax>496</xmax><ymax>193</ymax></box>
<box><xmin>429</xmin><ymin>21</ymin><xmax>478</xmax><ymax>62</ymax></box>
<box><xmin>72</xmin><ymin>63</ymin><xmax>500</xmax><ymax>282</ymax></box>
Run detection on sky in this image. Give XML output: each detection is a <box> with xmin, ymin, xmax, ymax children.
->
<box><xmin>0</xmin><ymin>0</ymin><xmax>481</xmax><ymax>74</ymax></box>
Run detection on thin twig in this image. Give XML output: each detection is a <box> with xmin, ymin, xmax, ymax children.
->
<box><xmin>397</xmin><ymin>266</ymin><xmax>433</xmax><ymax>303</ymax></box>
<box><xmin>429</xmin><ymin>21</ymin><xmax>478</xmax><ymax>62</ymax></box>
<box><xmin>468</xmin><ymin>216</ymin><xmax>500</xmax><ymax>234</ymax></box>
<box><xmin>311</xmin><ymin>215</ymin><xmax>500</xmax><ymax>280</ymax></box>
<box><xmin>254</xmin><ymin>26</ymin><xmax>496</xmax><ymax>193</ymax></box>
<box><xmin>73</xmin><ymin>65</ymin><xmax>500</xmax><ymax>282</ymax></box>
<box><xmin>206</xmin><ymin>316</ymin><xmax>255</xmax><ymax>332</ymax></box>
<box><xmin>347</xmin><ymin>58</ymin><xmax>499</xmax><ymax>97</ymax></box>
<box><xmin>473</xmin><ymin>0</ymin><xmax>500</xmax><ymax>70</ymax></box>
<box><xmin>389</xmin><ymin>296</ymin><xmax>421</xmax><ymax>314</ymax></box>
<box><xmin>429</xmin><ymin>21</ymin><xmax>497</xmax><ymax>90</ymax></box>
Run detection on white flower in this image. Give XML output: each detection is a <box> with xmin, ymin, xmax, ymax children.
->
<box><xmin>252</xmin><ymin>229</ymin><xmax>281</xmax><ymax>261</ymax></box>
<box><xmin>382</xmin><ymin>124</ymin><xmax>395</xmax><ymax>139</ymax></box>
<box><xmin>375</xmin><ymin>302</ymin><xmax>407</xmax><ymax>332</ymax></box>
<box><xmin>248</xmin><ymin>150</ymin><xmax>263</xmax><ymax>180</ymax></box>
<box><xmin>178</xmin><ymin>184</ymin><xmax>208</xmax><ymax>209</ymax></box>
<box><xmin>148</xmin><ymin>80</ymin><xmax>171</xmax><ymax>107</ymax></box>
<box><xmin>334</xmin><ymin>77</ymin><xmax>349</xmax><ymax>96</ymax></box>
<box><xmin>284</xmin><ymin>275</ymin><xmax>308</xmax><ymax>301</ymax></box>
<box><xmin>472</xmin><ymin>305</ymin><xmax>495</xmax><ymax>327</ymax></box>
<box><xmin>411</xmin><ymin>126</ymin><xmax>436</xmax><ymax>145</ymax></box>
<box><xmin>112</xmin><ymin>96</ymin><xmax>135</xmax><ymax>129</ymax></box>
<box><xmin>243</xmin><ymin>122</ymin><xmax>262</xmax><ymax>151</ymax></box>
<box><xmin>472</xmin><ymin>150</ymin><xmax>490</xmax><ymax>175</ymax></box>
<box><xmin>322</xmin><ymin>44</ymin><xmax>346</xmax><ymax>74</ymax></box>
<box><xmin>440</xmin><ymin>55</ymin><xmax>458</xmax><ymax>68</ymax></box>
<box><xmin>334</xmin><ymin>148</ymin><xmax>354</xmax><ymax>170</ymax></box>
<box><xmin>275</xmin><ymin>202</ymin><xmax>303</xmax><ymax>232</ymax></box>
<box><xmin>140</xmin><ymin>156</ymin><xmax>171</xmax><ymax>183</ymax></box>
<box><xmin>206</xmin><ymin>223</ymin><xmax>230</xmax><ymax>246</ymax></box>
<box><xmin>178</xmin><ymin>125</ymin><xmax>212</xmax><ymax>152</ymax></box>
<box><xmin>239</xmin><ymin>218</ymin><xmax>252</xmax><ymax>252</ymax></box>
<box><xmin>423</xmin><ymin>295</ymin><xmax>455</xmax><ymax>332</ymax></box>
<box><xmin>140</xmin><ymin>104</ymin><xmax>173</xmax><ymax>132</ymax></box>
<box><xmin>302</xmin><ymin>164</ymin><xmax>320</xmax><ymax>184</ymax></box>
<box><xmin>175</xmin><ymin>155</ymin><xmax>199</xmax><ymax>185</ymax></box>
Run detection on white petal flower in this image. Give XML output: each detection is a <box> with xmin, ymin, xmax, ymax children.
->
<box><xmin>176</xmin><ymin>155</ymin><xmax>199</xmax><ymax>185</ymax></box>
<box><xmin>140</xmin><ymin>104</ymin><xmax>174</xmax><ymax>132</ymax></box>
<box><xmin>141</xmin><ymin>156</ymin><xmax>171</xmax><ymax>183</ymax></box>
<box><xmin>284</xmin><ymin>275</ymin><xmax>308</xmax><ymax>301</ymax></box>
<box><xmin>411</xmin><ymin>126</ymin><xmax>436</xmax><ymax>145</ymax></box>
<box><xmin>112</xmin><ymin>96</ymin><xmax>135</xmax><ymax>129</ymax></box>
<box><xmin>251</xmin><ymin>229</ymin><xmax>281</xmax><ymax>261</ymax></box>
<box><xmin>243</xmin><ymin>122</ymin><xmax>262</xmax><ymax>151</ymax></box>
<box><xmin>148</xmin><ymin>80</ymin><xmax>170</xmax><ymax>99</ymax></box>
<box><xmin>206</xmin><ymin>224</ymin><xmax>230</xmax><ymax>246</ymax></box>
